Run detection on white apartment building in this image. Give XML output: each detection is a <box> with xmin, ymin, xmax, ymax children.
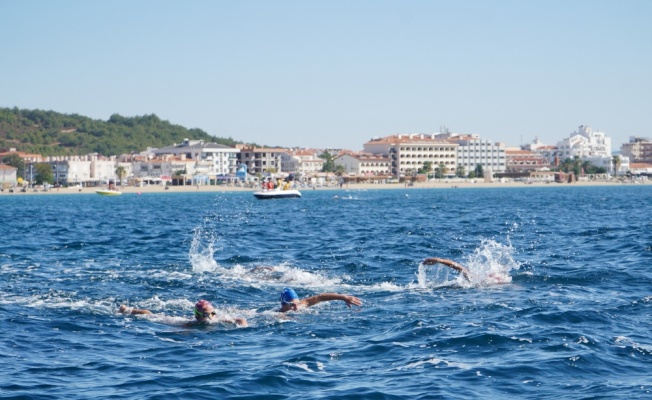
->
<box><xmin>556</xmin><ymin>125</ymin><xmax>611</xmax><ymax>160</ymax></box>
<box><xmin>24</xmin><ymin>154</ymin><xmax>116</xmax><ymax>186</ymax></box>
<box><xmin>439</xmin><ymin>134</ymin><xmax>506</xmax><ymax>174</ymax></box>
<box><xmin>364</xmin><ymin>134</ymin><xmax>458</xmax><ymax>177</ymax></box>
<box><xmin>131</xmin><ymin>159</ymin><xmax>182</xmax><ymax>179</ymax></box>
<box><xmin>334</xmin><ymin>153</ymin><xmax>391</xmax><ymax>176</ymax></box>
<box><xmin>153</xmin><ymin>139</ymin><xmax>240</xmax><ymax>175</ymax></box>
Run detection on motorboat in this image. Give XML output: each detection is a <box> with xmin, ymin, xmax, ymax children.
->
<box><xmin>253</xmin><ymin>188</ymin><xmax>301</xmax><ymax>200</ymax></box>
<box><xmin>95</xmin><ymin>189</ymin><xmax>122</xmax><ymax>196</ymax></box>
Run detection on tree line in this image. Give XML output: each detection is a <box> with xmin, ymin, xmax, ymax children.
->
<box><xmin>0</xmin><ymin>107</ymin><xmax>241</xmax><ymax>157</ymax></box>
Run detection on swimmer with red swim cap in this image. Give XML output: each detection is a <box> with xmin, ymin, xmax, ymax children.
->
<box><xmin>119</xmin><ymin>299</ymin><xmax>248</xmax><ymax>327</ymax></box>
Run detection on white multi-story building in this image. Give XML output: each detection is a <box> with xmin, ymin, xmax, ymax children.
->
<box><xmin>556</xmin><ymin>125</ymin><xmax>611</xmax><ymax>160</ymax></box>
<box><xmin>439</xmin><ymin>133</ymin><xmax>506</xmax><ymax>174</ymax></box>
<box><xmin>363</xmin><ymin>134</ymin><xmax>458</xmax><ymax>177</ymax></box>
<box><xmin>334</xmin><ymin>152</ymin><xmax>391</xmax><ymax>176</ymax></box>
<box><xmin>153</xmin><ymin>139</ymin><xmax>240</xmax><ymax>175</ymax></box>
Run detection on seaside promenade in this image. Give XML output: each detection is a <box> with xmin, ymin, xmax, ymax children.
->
<box><xmin>2</xmin><ymin>179</ymin><xmax>649</xmax><ymax>196</ymax></box>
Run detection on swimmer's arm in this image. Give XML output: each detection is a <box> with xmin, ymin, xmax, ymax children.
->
<box><xmin>422</xmin><ymin>258</ymin><xmax>471</xmax><ymax>281</ymax></box>
<box><xmin>220</xmin><ymin>317</ymin><xmax>248</xmax><ymax>327</ymax></box>
<box><xmin>300</xmin><ymin>293</ymin><xmax>362</xmax><ymax>308</ymax></box>
<box><xmin>119</xmin><ymin>305</ymin><xmax>152</xmax><ymax>315</ymax></box>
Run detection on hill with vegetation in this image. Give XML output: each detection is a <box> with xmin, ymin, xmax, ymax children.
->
<box><xmin>0</xmin><ymin>107</ymin><xmax>242</xmax><ymax>157</ymax></box>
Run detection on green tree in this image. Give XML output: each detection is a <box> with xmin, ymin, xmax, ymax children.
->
<box><xmin>2</xmin><ymin>153</ymin><xmax>25</xmax><ymax>177</ymax></box>
<box><xmin>115</xmin><ymin>166</ymin><xmax>127</xmax><ymax>185</ymax></box>
<box><xmin>434</xmin><ymin>162</ymin><xmax>445</xmax><ymax>179</ymax></box>
<box><xmin>319</xmin><ymin>150</ymin><xmax>336</xmax><ymax>172</ymax></box>
<box><xmin>474</xmin><ymin>164</ymin><xmax>484</xmax><ymax>178</ymax></box>
<box><xmin>34</xmin><ymin>163</ymin><xmax>53</xmax><ymax>185</ymax></box>
<box><xmin>334</xmin><ymin>164</ymin><xmax>346</xmax><ymax>176</ymax></box>
<box><xmin>612</xmin><ymin>155</ymin><xmax>621</xmax><ymax>176</ymax></box>
<box><xmin>455</xmin><ymin>164</ymin><xmax>465</xmax><ymax>178</ymax></box>
<box><xmin>418</xmin><ymin>161</ymin><xmax>433</xmax><ymax>176</ymax></box>
<box><xmin>572</xmin><ymin>156</ymin><xmax>582</xmax><ymax>177</ymax></box>
<box><xmin>558</xmin><ymin>158</ymin><xmax>573</xmax><ymax>173</ymax></box>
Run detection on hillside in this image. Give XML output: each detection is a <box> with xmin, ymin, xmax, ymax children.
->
<box><xmin>0</xmin><ymin>107</ymin><xmax>241</xmax><ymax>157</ymax></box>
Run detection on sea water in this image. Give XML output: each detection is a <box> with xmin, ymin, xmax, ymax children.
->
<box><xmin>1</xmin><ymin>186</ymin><xmax>651</xmax><ymax>399</ymax></box>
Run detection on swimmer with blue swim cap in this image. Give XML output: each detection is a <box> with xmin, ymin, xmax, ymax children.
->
<box><xmin>279</xmin><ymin>287</ymin><xmax>362</xmax><ymax>313</ymax></box>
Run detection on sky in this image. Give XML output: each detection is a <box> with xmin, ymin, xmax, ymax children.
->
<box><xmin>1</xmin><ymin>0</ymin><xmax>650</xmax><ymax>151</ymax></box>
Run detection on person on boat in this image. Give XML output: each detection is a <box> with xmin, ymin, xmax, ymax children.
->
<box><xmin>422</xmin><ymin>257</ymin><xmax>471</xmax><ymax>282</ymax></box>
<box><xmin>118</xmin><ymin>299</ymin><xmax>248</xmax><ymax>327</ymax></box>
<box><xmin>278</xmin><ymin>288</ymin><xmax>362</xmax><ymax>313</ymax></box>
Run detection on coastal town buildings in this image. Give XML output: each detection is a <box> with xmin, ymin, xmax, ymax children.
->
<box><xmin>521</xmin><ymin>137</ymin><xmax>558</xmax><ymax>166</ymax></box>
<box><xmin>436</xmin><ymin>133</ymin><xmax>506</xmax><ymax>175</ymax></box>
<box><xmin>280</xmin><ymin>149</ymin><xmax>324</xmax><ymax>175</ymax></box>
<box><xmin>236</xmin><ymin>145</ymin><xmax>285</xmax><ymax>175</ymax></box>
<box><xmin>1</xmin><ymin>124</ymin><xmax>650</xmax><ymax>188</ymax></box>
<box><xmin>621</xmin><ymin>137</ymin><xmax>652</xmax><ymax>164</ymax></box>
<box><xmin>363</xmin><ymin>134</ymin><xmax>458</xmax><ymax>177</ymax></box>
<box><xmin>554</xmin><ymin>125</ymin><xmax>621</xmax><ymax>172</ymax></box>
<box><xmin>505</xmin><ymin>148</ymin><xmax>551</xmax><ymax>173</ymax></box>
<box><xmin>629</xmin><ymin>162</ymin><xmax>652</xmax><ymax>175</ymax></box>
<box><xmin>556</xmin><ymin>125</ymin><xmax>612</xmax><ymax>159</ymax></box>
<box><xmin>0</xmin><ymin>164</ymin><xmax>17</xmax><ymax>187</ymax></box>
<box><xmin>334</xmin><ymin>152</ymin><xmax>391</xmax><ymax>176</ymax></box>
<box><xmin>153</xmin><ymin>139</ymin><xmax>239</xmax><ymax>176</ymax></box>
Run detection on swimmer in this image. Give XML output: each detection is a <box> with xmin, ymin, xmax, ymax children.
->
<box><xmin>422</xmin><ymin>257</ymin><xmax>471</xmax><ymax>282</ymax></box>
<box><xmin>118</xmin><ymin>299</ymin><xmax>248</xmax><ymax>327</ymax></box>
<box><xmin>279</xmin><ymin>288</ymin><xmax>362</xmax><ymax>313</ymax></box>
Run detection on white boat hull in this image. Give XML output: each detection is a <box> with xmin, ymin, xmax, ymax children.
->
<box><xmin>253</xmin><ymin>189</ymin><xmax>301</xmax><ymax>199</ymax></box>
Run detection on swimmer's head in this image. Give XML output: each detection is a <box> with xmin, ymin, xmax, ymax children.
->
<box><xmin>280</xmin><ymin>288</ymin><xmax>299</xmax><ymax>305</ymax></box>
<box><xmin>193</xmin><ymin>299</ymin><xmax>216</xmax><ymax>321</ymax></box>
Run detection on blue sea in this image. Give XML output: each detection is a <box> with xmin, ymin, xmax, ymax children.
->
<box><xmin>1</xmin><ymin>185</ymin><xmax>651</xmax><ymax>399</ymax></box>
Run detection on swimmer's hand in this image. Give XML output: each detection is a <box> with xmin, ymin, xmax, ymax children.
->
<box><xmin>343</xmin><ymin>295</ymin><xmax>362</xmax><ymax>308</ymax></box>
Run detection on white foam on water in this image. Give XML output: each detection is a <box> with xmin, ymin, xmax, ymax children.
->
<box><xmin>415</xmin><ymin>239</ymin><xmax>519</xmax><ymax>289</ymax></box>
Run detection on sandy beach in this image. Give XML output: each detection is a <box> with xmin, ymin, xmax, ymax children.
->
<box><xmin>2</xmin><ymin>179</ymin><xmax>650</xmax><ymax>196</ymax></box>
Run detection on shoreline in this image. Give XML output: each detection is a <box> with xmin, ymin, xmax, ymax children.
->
<box><xmin>2</xmin><ymin>179</ymin><xmax>650</xmax><ymax>195</ymax></box>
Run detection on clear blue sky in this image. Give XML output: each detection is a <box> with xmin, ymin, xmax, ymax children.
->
<box><xmin>2</xmin><ymin>0</ymin><xmax>650</xmax><ymax>151</ymax></box>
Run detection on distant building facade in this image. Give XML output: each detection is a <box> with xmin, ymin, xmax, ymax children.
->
<box><xmin>556</xmin><ymin>125</ymin><xmax>611</xmax><ymax>159</ymax></box>
<box><xmin>280</xmin><ymin>149</ymin><xmax>324</xmax><ymax>175</ymax></box>
<box><xmin>438</xmin><ymin>133</ymin><xmax>506</xmax><ymax>175</ymax></box>
<box><xmin>334</xmin><ymin>152</ymin><xmax>391</xmax><ymax>176</ymax></box>
<box><xmin>363</xmin><ymin>134</ymin><xmax>458</xmax><ymax>177</ymax></box>
<box><xmin>0</xmin><ymin>164</ymin><xmax>17</xmax><ymax>186</ymax></box>
<box><xmin>621</xmin><ymin>136</ymin><xmax>652</xmax><ymax>164</ymax></box>
<box><xmin>236</xmin><ymin>146</ymin><xmax>286</xmax><ymax>175</ymax></box>
<box><xmin>153</xmin><ymin>139</ymin><xmax>239</xmax><ymax>175</ymax></box>
<box><xmin>505</xmin><ymin>149</ymin><xmax>550</xmax><ymax>173</ymax></box>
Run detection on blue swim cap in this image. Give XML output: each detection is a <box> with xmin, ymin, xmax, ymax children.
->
<box><xmin>280</xmin><ymin>288</ymin><xmax>299</xmax><ymax>305</ymax></box>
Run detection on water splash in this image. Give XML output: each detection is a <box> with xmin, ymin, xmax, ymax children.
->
<box><xmin>415</xmin><ymin>239</ymin><xmax>519</xmax><ymax>288</ymax></box>
<box><xmin>188</xmin><ymin>224</ymin><xmax>221</xmax><ymax>273</ymax></box>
